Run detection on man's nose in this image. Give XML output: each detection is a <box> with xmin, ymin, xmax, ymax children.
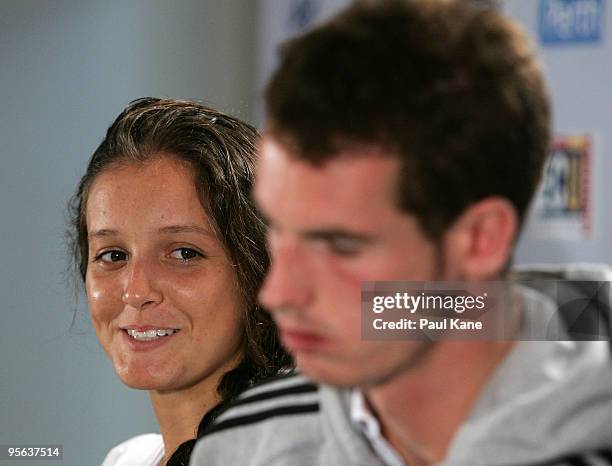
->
<box><xmin>259</xmin><ymin>236</ymin><xmax>313</xmax><ymax>314</ymax></box>
<box><xmin>122</xmin><ymin>258</ymin><xmax>163</xmax><ymax>310</ymax></box>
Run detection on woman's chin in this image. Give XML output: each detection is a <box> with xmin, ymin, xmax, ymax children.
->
<box><xmin>120</xmin><ymin>378</ymin><xmax>162</xmax><ymax>390</ymax></box>
<box><xmin>115</xmin><ymin>365</ymin><xmax>175</xmax><ymax>391</ymax></box>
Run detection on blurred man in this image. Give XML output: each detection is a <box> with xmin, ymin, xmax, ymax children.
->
<box><xmin>192</xmin><ymin>1</ymin><xmax>612</xmax><ymax>464</ymax></box>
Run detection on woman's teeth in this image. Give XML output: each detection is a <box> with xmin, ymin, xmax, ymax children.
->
<box><xmin>126</xmin><ymin>329</ymin><xmax>177</xmax><ymax>341</ymax></box>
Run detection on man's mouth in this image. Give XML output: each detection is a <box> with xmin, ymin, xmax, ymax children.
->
<box><xmin>280</xmin><ymin>328</ymin><xmax>329</xmax><ymax>352</ymax></box>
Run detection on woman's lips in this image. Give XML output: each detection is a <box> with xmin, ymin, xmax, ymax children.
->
<box><xmin>121</xmin><ymin>325</ymin><xmax>179</xmax><ymax>331</ymax></box>
<box><xmin>120</xmin><ymin>328</ymin><xmax>180</xmax><ymax>352</ymax></box>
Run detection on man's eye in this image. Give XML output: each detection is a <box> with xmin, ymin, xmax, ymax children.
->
<box><xmin>96</xmin><ymin>250</ymin><xmax>127</xmax><ymax>263</ymax></box>
<box><xmin>327</xmin><ymin>238</ymin><xmax>362</xmax><ymax>256</ymax></box>
<box><xmin>169</xmin><ymin>248</ymin><xmax>202</xmax><ymax>262</ymax></box>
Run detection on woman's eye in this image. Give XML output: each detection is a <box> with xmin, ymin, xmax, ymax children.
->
<box><xmin>96</xmin><ymin>250</ymin><xmax>127</xmax><ymax>263</ymax></box>
<box><xmin>169</xmin><ymin>247</ymin><xmax>202</xmax><ymax>262</ymax></box>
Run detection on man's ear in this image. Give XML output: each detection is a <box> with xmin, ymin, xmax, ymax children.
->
<box><xmin>442</xmin><ymin>197</ymin><xmax>518</xmax><ymax>280</ymax></box>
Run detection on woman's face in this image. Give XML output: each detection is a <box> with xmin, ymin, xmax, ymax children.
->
<box><xmin>85</xmin><ymin>156</ymin><xmax>243</xmax><ymax>391</ymax></box>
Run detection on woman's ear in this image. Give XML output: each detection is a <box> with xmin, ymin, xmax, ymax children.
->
<box><xmin>442</xmin><ymin>197</ymin><xmax>518</xmax><ymax>280</ymax></box>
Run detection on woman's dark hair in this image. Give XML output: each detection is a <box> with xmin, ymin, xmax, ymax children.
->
<box><xmin>68</xmin><ymin>98</ymin><xmax>292</xmax><ymax>465</ymax></box>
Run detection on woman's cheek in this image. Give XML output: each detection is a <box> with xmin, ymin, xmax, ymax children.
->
<box><xmin>87</xmin><ymin>275</ymin><xmax>121</xmax><ymax>326</ymax></box>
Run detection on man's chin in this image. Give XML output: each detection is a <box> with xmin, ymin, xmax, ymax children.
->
<box><xmin>296</xmin><ymin>354</ymin><xmax>365</xmax><ymax>387</ymax></box>
<box><xmin>296</xmin><ymin>351</ymin><xmax>420</xmax><ymax>389</ymax></box>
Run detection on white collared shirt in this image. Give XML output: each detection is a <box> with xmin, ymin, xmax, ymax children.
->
<box><xmin>350</xmin><ymin>389</ymin><xmax>406</xmax><ymax>466</ymax></box>
<box><xmin>101</xmin><ymin>433</ymin><xmax>164</xmax><ymax>466</ymax></box>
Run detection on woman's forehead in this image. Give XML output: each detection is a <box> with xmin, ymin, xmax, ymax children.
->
<box><xmin>85</xmin><ymin>158</ymin><xmax>211</xmax><ymax>233</ymax></box>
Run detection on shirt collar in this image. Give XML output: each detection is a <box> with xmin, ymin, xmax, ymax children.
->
<box><xmin>350</xmin><ymin>389</ymin><xmax>406</xmax><ymax>466</ymax></box>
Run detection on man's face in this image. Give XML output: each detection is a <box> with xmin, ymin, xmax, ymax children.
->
<box><xmin>255</xmin><ymin>136</ymin><xmax>450</xmax><ymax>387</ymax></box>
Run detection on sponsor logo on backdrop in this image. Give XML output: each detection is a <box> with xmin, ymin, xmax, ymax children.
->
<box><xmin>539</xmin><ymin>0</ymin><xmax>604</xmax><ymax>45</ymax></box>
<box><xmin>530</xmin><ymin>134</ymin><xmax>594</xmax><ymax>240</ymax></box>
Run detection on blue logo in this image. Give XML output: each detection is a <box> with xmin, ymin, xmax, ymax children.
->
<box><xmin>288</xmin><ymin>0</ymin><xmax>322</xmax><ymax>32</ymax></box>
<box><xmin>539</xmin><ymin>0</ymin><xmax>604</xmax><ymax>44</ymax></box>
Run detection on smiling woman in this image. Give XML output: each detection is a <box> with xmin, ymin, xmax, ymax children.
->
<box><xmin>68</xmin><ymin>98</ymin><xmax>291</xmax><ymax>466</ymax></box>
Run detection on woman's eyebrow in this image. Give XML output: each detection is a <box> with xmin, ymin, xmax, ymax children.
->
<box><xmin>158</xmin><ymin>224</ymin><xmax>215</xmax><ymax>237</ymax></box>
<box><xmin>88</xmin><ymin>228</ymin><xmax>118</xmax><ymax>239</ymax></box>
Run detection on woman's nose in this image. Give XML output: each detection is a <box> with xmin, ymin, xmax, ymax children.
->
<box><xmin>121</xmin><ymin>260</ymin><xmax>163</xmax><ymax>310</ymax></box>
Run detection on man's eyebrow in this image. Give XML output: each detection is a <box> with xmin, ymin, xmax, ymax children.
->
<box><xmin>302</xmin><ymin>229</ymin><xmax>374</xmax><ymax>243</ymax></box>
<box><xmin>260</xmin><ymin>211</ymin><xmax>374</xmax><ymax>242</ymax></box>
